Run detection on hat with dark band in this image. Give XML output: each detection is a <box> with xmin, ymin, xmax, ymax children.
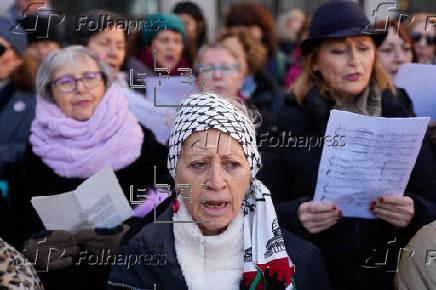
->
<box><xmin>301</xmin><ymin>0</ymin><xmax>387</xmax><ymax>55</ymax></box>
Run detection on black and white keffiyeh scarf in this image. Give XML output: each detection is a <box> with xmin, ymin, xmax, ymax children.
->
<box><xmin>168</xmin><ymin>93</ymin><xmax>296</xmax><ymax>290</ymax></box>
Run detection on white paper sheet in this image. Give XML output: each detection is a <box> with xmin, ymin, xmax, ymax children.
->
<box><xmin>313</xmin><ymin>110</ymin><xmax>429</xmax><ymax>218</ymax></box>
<box><xmin>31</xmin><ymin>166</ymin><xmax>133</xmax><ymax>234</ymax></box>
<box><xmin>394</xmin><ymin>63</ymin><xmax>436</xmax><ymax>120</ymax></box>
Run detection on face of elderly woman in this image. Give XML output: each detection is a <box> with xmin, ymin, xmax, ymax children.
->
<box><xmin>51</xmin><ymin>56</ymin><xmax>105</xmax><ymax>121</ymax></box>
<box><xmin>196</xmin><ymin>48</ymin><xmax>243</xmax><ymax>98</ymax></box>
<box><xmin>175</xmin><ymin>129</ymin><xmax>250</xmax><ymax>236</ymax></box>
<box><xmin>0</xmin><ymin>37</ymin><xmax>23</xmax><ymax>81</ymax></box>
<box><xmin>150</xmin><ymin>30</ymin><xmax>184</xmax><ymax>70</ymax></box>
<box><xmin>313</xmin><ymin>36</ymin><xmax>375</xmax><ymax>98</ymax></box>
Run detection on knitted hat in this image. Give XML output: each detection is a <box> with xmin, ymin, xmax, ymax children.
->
<box><xmin>141</xmin><ymin>13</ymin><xmax>187</xmax><ymax>47</ymax></box>
<box><xmin>0</xmin><ymin>17</ymin><xmax>27</xmax><ymax>56</ymax></box>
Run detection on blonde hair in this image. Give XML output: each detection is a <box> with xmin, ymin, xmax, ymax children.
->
<box><xmin>292</xmin><ymin>41</ymin><xmax>396</xmax><ymax>104</ymax></box>
<box><xmin>217</xmin><ymin>28</ymin><xmax>267</xmax><ymax>74</ymax></box>
<box><xmin>276</xmin><ymin>9</ymin><xmax>305</xmax><ymax>41</ymax></box>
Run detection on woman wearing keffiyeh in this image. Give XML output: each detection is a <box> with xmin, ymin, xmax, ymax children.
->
<box><xmin>107</xmin><ymin>93</ymin><xmax>331</xmax><ymax>290</ymax></box>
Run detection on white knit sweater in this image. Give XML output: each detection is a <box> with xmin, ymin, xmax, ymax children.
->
<box><xmin>173</xmin><ymin>198</ymin><xmax>244</xmax><ymax>290</ymax></box>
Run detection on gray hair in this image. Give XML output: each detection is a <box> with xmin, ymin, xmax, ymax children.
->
<box><xmin>36</xmin><ymin>45</ymin><xmax>115</xmax><ymax>102</ymax></box>
<box><xmin>192</xmin><ymin>43</ymin><xmax>241</xmax><ymax>76</ymax></box>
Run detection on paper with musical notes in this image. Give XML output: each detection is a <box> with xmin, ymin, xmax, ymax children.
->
<box><xmin>313</xmin><ymin>110</ymin><xmax>430</xmax><ymax>218</ymax></box>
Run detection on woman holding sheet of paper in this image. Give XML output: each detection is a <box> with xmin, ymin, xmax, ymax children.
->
<box><xmin>258</xmin><ymin>2</ymin><xmax>436</xmax><ymax>290</ymax></box>
<box><xmin>1</xmin><ymin>46</ymin><xmax>169</xmax><ymax>289</ymax></box>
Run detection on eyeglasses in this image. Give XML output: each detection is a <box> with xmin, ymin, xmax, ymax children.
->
<box><xmin>0</xmin><ymin>43</ymin><xmax>11</xmax><ymax>57</ymax></box>
<box><xmin>197</xmin><ymin>63</ymin><xmax>238</xmax><ymax>78</ymax></box>
<box><xmin>411</xmin><ymin>32</ymin><xmax>436</xmax><ymax>45</ymax></box>
<box><xmin>50</xmin><ymin>71</ymin><xmax>104</xmax><ymax>93</ymax></box>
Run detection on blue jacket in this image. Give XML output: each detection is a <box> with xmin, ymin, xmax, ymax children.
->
<box><xmin>107</xmin><ymin>197</ymin><xmax>332</xmax><ymax>290</ymax></box>
<box><xmin>0</xmin><ymin>82</ymin><xmax>36</xmax><ymax>179</ymax></box>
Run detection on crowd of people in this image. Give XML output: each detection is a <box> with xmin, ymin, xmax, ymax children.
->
<box><xmin>0</xmin><ymin>0</ymin><xmax>435</xmax><ymax>289</ymax></box>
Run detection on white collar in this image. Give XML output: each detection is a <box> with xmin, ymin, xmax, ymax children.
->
<box><xmin>173</xmin><ymin>196</ymin><xmax>244</xmax><ymax>290</ymax></box>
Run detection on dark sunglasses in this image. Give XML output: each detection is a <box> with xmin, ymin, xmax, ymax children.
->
<box><xmin>411</xmin><ymin>32</ymin><xmax>436</xmax><ymax>44</ymax></box>
<box><xmin>0</xmin><ymin>43</ymin><xmax>11</xmax><ymax>57</ymax></box>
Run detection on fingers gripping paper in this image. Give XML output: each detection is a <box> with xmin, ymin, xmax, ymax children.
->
<box><xmin>314</xmin><ymin>110</ymin><xmax>429</xmax><ymax>218</ymax></box>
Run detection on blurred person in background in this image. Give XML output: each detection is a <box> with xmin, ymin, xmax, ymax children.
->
<box><xmin>218</xmin><ymin>29</ymin><xmax>285</xmax><ymax>121</ymax></box>
<box><xmin>225</xmin><ymin>2</ymin><xmax>288</xmax><ymax>87</ymax></box>
<box><xmin>124</xmin><ymin>13</ymin><xmax>194</xmax><ymax>145</ymax></box>
<box><xmin>193</xmin><ymin>43</ymin><xmax>244</xmax><ymax>101</ymax></box>
<box><xmin>3</xmin><ymin>0</ymin><xmax>49</xmax><ymax>23</ymax></box>
<box><xmin>277</xmin><ymin>9</ymin><xmax>305</xmax><ymax>60</ymax></box>
<box><xmin>0</xmin><ymin>17</ymin><xmax>36</xmax><ymax>180</ymax></box>
<box><xmin>258</xmin><ymin>2</ymin><xmax>436</xmax><ymax>289</ymax></box>
<box><xmin>376</xmin><ymin>20</ymin><xmax>416</xmax><ymax>80</ymax></box>
<box><xmin>2</xmin><ymin>46</ymin><xmax>168</xmax><ymax>290</ymax></box>
<box><xmin>408</xmin><ymin>13</ymin><xmax>436</xmax><ymax>64</ymax></box>
<box><xmin>173</xmin><ymin>1</ymin><xmax>208</xmax><ymax>67</ymax></box>
<box><xmin>284</xmin><ymin>16</ymin><xmax>312</xmax><ymax>90</ymax></box>
<box><xmin>74</xmin><ymin>10</ymin><xmax>176</xmax><ymax>146</ymax></box>
<box><xmin>125</xmin><ymin>13</ymin><xmax>188</xmax><ymax>88</ymax></box>
<box><xmin>20</xmin><ymin>14</ymin><xmax>64</xmax><ymax>65</ymax></box>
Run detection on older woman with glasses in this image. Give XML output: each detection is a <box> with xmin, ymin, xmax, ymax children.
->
<box><xmin>107</xmin><ymin>93</ymin><xmax>331</xmax><ymax>290</ymax></box>
<box><xmin>194</xmin><ymin>43</ymin><xmax>244</xmax><ymax>101</ymax></box>
<box><xmin>2</xmin><ymin>46</ymin><xmax>168</xmax><ymax>289</ymax></box>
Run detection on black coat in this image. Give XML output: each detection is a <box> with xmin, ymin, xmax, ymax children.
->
<box><xmin>107</xmin><ymin>196</ymin><xmax>332</xmax><ymax>290</ymax></box>
<box><xmin>248</xmin><ymin>70</ymin><xmax>285</xmax><ymax>121</ymax></box>
<box><xmin>1</xmin><ymin>126</ymin><xmax>169</xmax><ymax>290</ymax></box>
<box><xmin>257</xmin><ymin>87</ymin><xmax>436</xmax><ymax>290</ymax></box>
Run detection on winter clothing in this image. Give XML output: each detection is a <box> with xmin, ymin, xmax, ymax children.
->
<box><xmin>107</xmin><ymin>198</ymin><xmax>332</xmax><ymax>290</ymax></box>
<box><xmin>258</xmin><ymin>86</ymin><xmax>436</xmax><ymax>290</ymax></box>
<box><xmin>30</xmin><ymin>83</ymin><xmax>144</xmax><ymax>179</ymax></box>
<box><xmin>395</xmin><ymin>220</ymin><xmax>436</xmax><ymax>290</ymax></box>
<box><xmin>173</xmin><ymin>196</ymin><xmax>244</xmax><ymax>290</ymax></box>
<box><xmin>141</xmin><ymin>14</ymin><xmax>187</xmax><ymax>47</ymax></box>
<box><xmin>0</xmin><ymin>82</ymin><xmax>36</xmax><ymax>179</ymax></box>
<box><xmin>0</xmin><ymin>237</ymin><xmax>44</xmax><ymax>289</ymax></box>
<box><xmin>0</xmin><ymin>17</ymin><xmax>27</xmax><ymax>55</ymax></box>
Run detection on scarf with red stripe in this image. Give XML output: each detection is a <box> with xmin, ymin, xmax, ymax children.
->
<box><xmin>167</xmin><ymin>93</ymin><xmax>296</xmax><ymax>289</ymax></box>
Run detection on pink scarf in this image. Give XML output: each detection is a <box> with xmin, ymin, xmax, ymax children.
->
<box><xmin>30</xmin><ymin>83</ymin><xmax>144</xmax><ymax>179</ymax></box>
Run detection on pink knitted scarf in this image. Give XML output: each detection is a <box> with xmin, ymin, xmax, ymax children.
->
<box><xmin>30</xmin><ymin>83</ymin><xmax>144</xmax><ymax>179</ymax></box>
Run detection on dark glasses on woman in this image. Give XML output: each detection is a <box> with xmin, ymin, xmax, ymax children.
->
<box><xmin>411</xmin><ymin>32</ymin><xmax>436</xmax><ymax>44</ymax></box>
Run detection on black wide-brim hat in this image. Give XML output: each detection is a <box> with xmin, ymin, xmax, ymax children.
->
<box><xmin>301</xmin><ymin>0</ymin><xmax>387</xmax><ymax>56</ymax></box>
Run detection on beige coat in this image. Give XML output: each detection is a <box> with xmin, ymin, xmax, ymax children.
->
<box><xmin>395</xmin><ymin>220</ymin><xmax>436</xmax><ymax>290</ymax></box>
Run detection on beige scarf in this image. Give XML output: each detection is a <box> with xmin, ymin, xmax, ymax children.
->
<box><xmin>332</xmin><ymin>79</ymin><xmax>382</xmax><ymax>117</ymax></box>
